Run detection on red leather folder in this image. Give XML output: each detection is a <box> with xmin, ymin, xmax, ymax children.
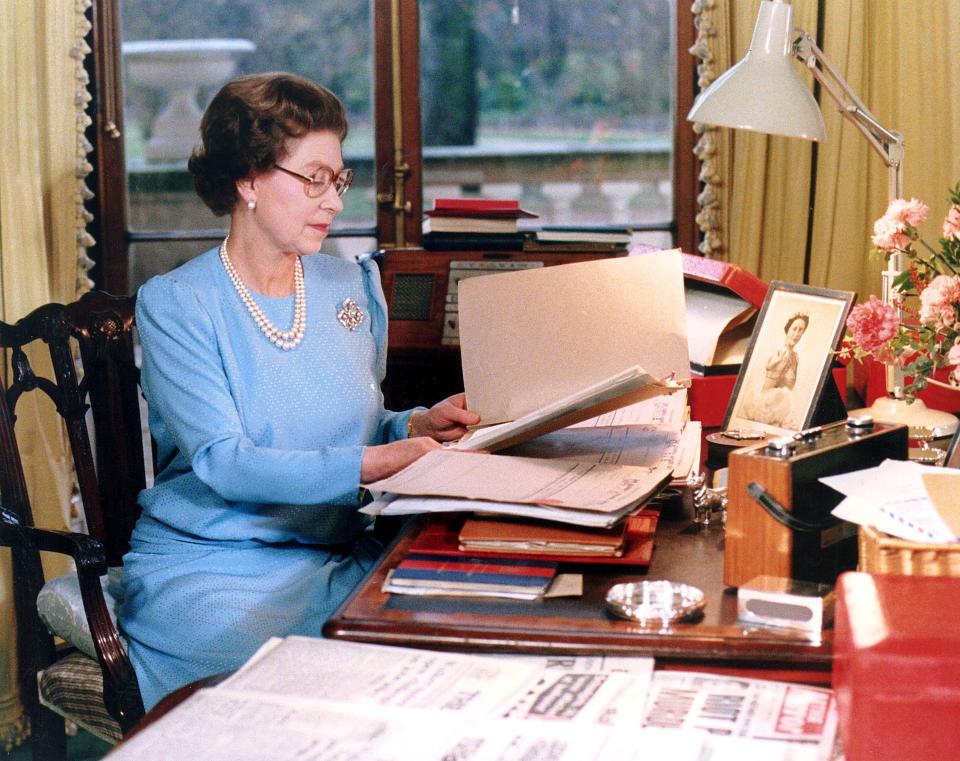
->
<box><xmin>833</xmin><ymin>572</ymin><xmax>960</xmax><ymax>761</ymax></box>
<box><xmin>408</xmin><ymin>512</ymin><xmax>658</xmax><ymax>566</ymax></box>
<box><xmin>681</xmin><ymin>252</ymin><xmax>768</xmax><ymax>309</ymax></box>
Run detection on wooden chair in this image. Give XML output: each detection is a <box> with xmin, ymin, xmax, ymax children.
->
<box><xmin>0</xmin><ymin>291</ymin><xmax>148</xmax><ymax>759</ymax></box>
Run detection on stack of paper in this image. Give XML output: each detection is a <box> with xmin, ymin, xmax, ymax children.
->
<box><xmin>363</xmin><ymin>449</ymin><xmax>672</xmax><ymax>528</ymax></box>
<box><xmin>363</xmin><ymin>253</ymin><xmax>693</xmax><ymax>530</ymax></box>
<box><xmin>822</xmin><ymin>459</ymin><xmax>959</xmax><ymax>543</ymax></box>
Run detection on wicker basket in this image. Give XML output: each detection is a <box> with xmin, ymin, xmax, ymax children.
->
<box><xmin>859</xmin><ymin>524</ymin><xmax>960</xmax><ymax>576</ymax></box>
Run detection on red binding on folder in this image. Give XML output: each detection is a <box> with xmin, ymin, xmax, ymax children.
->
<box><xmin>681</xmin><ymin>252</ymin><xmax>768</xmax><ymax>309</ymax></box>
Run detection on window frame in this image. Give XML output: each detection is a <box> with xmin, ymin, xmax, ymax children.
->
<box><xmin>87</xmin><ymin>0</ymin><xmax>698</xmax><ymax>294</ymax></box>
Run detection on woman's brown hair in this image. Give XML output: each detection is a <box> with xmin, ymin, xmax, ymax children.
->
<box><xmin>188</xmin><ymin>72</ymin><xmax>348</xmax><ymax>216</ymax></box>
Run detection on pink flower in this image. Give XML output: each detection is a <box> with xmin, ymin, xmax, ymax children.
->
<box><xmin>871</xmin><ymin>216</ymin><xmax>912</xmax><ymax>253</ymax></box>
<box><xmin>872</xmin><ymin>198</ymin><xmax>929</xmax><ymax>253</ymax></box>
<box><xmin>943</xmin><ymin>204</ymin><xmax>960</xmax><ymax>242</ymax></box>
<box><xmin>918</xmin><ymin>274</ymin><xmax>960</xmax><ymax>328</ymax></box>
<box><xmin>846</xmin><ymin>295</ymin><xmax>900</xmax><ymax>352</ymax></box>
<box><xmin>949</xmin><ymin>344</ymin><xmax>960</xmax><ymax>385</ymax></box>
<box><xmin>948</xmin><ymin>343</ymin><xmax>960</xmax><ymax>367</ymax></box>
<box><xmin>885</xmin><ymin>198</ymin><xmax>929</xmax><ymax>227</ymax></box>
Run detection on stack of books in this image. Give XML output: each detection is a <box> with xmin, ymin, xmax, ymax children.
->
<box><xmin>523</xmin><ymin>226</ymin><xmax>633</xmax><ymax>254</ymax></box>
<box><xmin>382</xmin><ymin>551</ymin><xmax>560</xmax><ymax>600</ymax></box>
<box><xmin>422</xmin><ymin>197</ymin><xmax>537</xmax><ymax>251</ymax></box>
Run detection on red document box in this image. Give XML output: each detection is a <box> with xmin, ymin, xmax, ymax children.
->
<box><xmin>833</xmin><ymin>572</ymin><xmax>960</xmax><ymax>761</ymax></box>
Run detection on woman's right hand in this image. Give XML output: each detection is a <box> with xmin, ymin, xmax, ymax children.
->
<box><xmin>767</xmin><ymin>347</ymin><xmax>789</xmax><ymax>368</ymax></box>
<box><xmin>360</xmin><ymin>437</ymin><xmax>442</xmax><ymax>483</ymax></box>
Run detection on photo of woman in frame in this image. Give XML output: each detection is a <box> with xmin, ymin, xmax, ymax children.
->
<box><xmin>741</xmin><ymin>311</ymin><xmax>809</xmax><ymax>427</ymax></box>
<box><xmin>724</xmin><ymin>283</ymin><xmax>855</xmax><ymax>436</ymax></box>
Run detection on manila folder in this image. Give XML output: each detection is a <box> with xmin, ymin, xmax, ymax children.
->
<box><xmin>458</xmin><ymin>248</ymin><xmax>691</xmax><ymax>426</ymax></box>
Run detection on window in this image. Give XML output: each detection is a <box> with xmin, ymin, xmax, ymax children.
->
<box><xmin>114</xmin><ymin>0</ymin><xmax>376</xmax><ymax>290</ymax></box>
<box><xmin>87</xmin><ymin>0</ymin><xmax>696</xmax><ymax>294</ymax></box>
<box><xmin>419</xmin><ymin>0</ymin><xmax>676</xmax><ymax>248</ymax></box>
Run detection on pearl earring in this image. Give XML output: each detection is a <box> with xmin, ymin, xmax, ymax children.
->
<box><xmin>247</xmin><ymin>199</ymin><xmax>256</xmax><ymax>211</ymax></box>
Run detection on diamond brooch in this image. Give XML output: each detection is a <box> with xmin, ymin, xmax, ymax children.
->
<box><xmin>337</xmin><ymin>297</ymin><xmax>365</xmax><ymax>331</ymax></box>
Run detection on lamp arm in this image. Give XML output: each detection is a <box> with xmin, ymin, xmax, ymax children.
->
<box><xmin>793</xmin><ymin>30</ymin><xmax>903</xmax><ymax>200</ymax></box>
<box><xmin>794</xmin><ymin>30</ymin><xmax>908</xmax><ymax>397</ymax></box>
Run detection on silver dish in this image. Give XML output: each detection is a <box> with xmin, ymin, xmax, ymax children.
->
<box><xmin>605</xmin><ymin>580</ymin><xmax>705</xmax><ymax>626</ymax></box>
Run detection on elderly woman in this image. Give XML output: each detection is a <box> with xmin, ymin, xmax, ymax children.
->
<box><xmin>119</xmin><ymin>72</ymin><xmax>477</xmax><ymax>708</ymax></box>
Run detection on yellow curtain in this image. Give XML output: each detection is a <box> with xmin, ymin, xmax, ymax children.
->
<box><xmin>722</xmin><ymin>0</ymin><xmax>821</xmax><ymax>284</ymax></box>
<box><xmin>809</xmin><ymin>0</ymin><xmax>960</xmax><ymax>298</ymax></box>
<box><xmin>0</xmin><ymin>0</ymin><xmax>93</xmax><ymax>750</ymax></box>
<box><xmin>705</xmin><ymin>0</ymin><xmax>960</xmax><ymax>298</ymax></box>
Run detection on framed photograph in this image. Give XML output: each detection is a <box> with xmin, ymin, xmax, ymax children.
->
<box><xmin>723</xmin><ymin>281</ymin><xmax>856</xmax><ymax>436</ymax></box>
<box><xmin>944</xmin><ymin>427</ymin><xmax>960</xmax><ymax>469</ymax></box>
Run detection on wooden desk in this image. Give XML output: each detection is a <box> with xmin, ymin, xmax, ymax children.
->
<box><xmin>324</xmin><ymin>505</ymin><xmax>832</xmax><ymax>683</ymax></box>
<box><xmin>125</xmin><ymin>508</ymin><xmax>831</xmax><ymax>739</ymax></box>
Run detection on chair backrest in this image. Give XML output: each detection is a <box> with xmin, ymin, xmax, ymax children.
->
<box><xmin>2</xmin><ymin>291</ymin><xmax>146</xmax><ymax>565</ymax></box>
<box><xmin>0</xmin><ymin>291</ymin><xmax>147</xmax><ymax>739</ymax></box>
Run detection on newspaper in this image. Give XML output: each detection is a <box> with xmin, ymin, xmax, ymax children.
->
<box><xmin>642</xmin><ymin>671</ymin><xmax>839</xmax><ymax>761</ymax></box>
<box><xmin>105</xmin><ymin>638</ymin><xmax>838</xmax><ymax>761</ymax></box>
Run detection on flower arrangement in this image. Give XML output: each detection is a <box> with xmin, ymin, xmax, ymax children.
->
<box><xmin>841</xmin><ymin>183</ymin><xmax>960</xmax><ymax>399</ymax></box>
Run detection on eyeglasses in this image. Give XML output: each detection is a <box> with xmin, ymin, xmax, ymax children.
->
<box><xmin>273</xmin><ymin>164</ymin><xmax>354</xmax><ymax>198</ymax></box>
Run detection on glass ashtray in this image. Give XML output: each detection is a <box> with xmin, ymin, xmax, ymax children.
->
<box><xmin>605</xmin><ymin>580</ymin><xmax>706</xmax><ymax>626</ymax></box>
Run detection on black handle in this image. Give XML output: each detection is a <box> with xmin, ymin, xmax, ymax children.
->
<box><xmin>746</xmin><ymin>482</ymin><xmax>832</xmax><ymax>533</ymax></box>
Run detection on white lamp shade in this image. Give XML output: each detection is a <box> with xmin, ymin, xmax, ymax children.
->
<box><xmin>687</xmin><ymin>0</ymin><xmax>826</xmax><ymax>141</ymax></box>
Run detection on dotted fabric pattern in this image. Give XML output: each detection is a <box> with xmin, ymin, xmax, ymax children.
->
<box><xmin>120</xmin><ymin>249</ymin><xmax>411</xmax><ymax>709</ymax></box>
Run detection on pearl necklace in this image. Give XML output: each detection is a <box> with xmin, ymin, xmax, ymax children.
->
<box><xmin>219</xmin><ymin>237</ymin><xmax>306</xmax><ymax>351</ymax></box>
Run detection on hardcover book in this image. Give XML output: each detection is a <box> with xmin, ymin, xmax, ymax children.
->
<box><xmin>425</xmin><ymin>208</ymin><xmax>538</xmax><ymax>219</ymax></box>
<box><xmin>386</xmin><ymin>552</ymin><xmax>559</xmax><ymax>599</ymax></box>
<box><xmin>422</xmin><ymin>232</ymin><xmax>529</xmax><ymax>251</ymax></box>
<box><xmin>432</xmin><ymin>197</ymin><xmax>521</xmax><ymax>212</ymax></box>
<box><xmin>422</xmin><ymin>216</ymin><xmax>520</xmax><ymax>235</ymax></box>
<box><xmin>534</xmin><ymin>227</ymin><xmax>632</xmax><ymax>245</ymax></box>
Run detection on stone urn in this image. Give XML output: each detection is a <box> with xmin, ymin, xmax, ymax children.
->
<box><xmin>123</xmin><ymin>38</ymin><xmax>255</xmax><ymax>162</ymax></box>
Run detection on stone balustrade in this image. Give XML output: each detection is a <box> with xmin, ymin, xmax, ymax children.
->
<box><xmin>126</xmin><ymin>141</ymin><xmax>673</xmax><ymax>286</ymax></box>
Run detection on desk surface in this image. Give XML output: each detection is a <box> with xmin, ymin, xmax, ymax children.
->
<box><xmin>324</xmin><ymin>505</ymin><xmax>832</xmax><ymax>675</ymax></box>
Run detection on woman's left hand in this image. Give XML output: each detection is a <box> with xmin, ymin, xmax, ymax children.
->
<box><xmin>408</xmin><ymin>392</ymin><xmax>480</xmax><ymax>442</ymax></box>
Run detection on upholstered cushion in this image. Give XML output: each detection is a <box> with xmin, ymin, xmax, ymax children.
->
<box><xmin>38</xmin><ymin>651</ymin><xmax>122</xmax><ymax>743</ymax></box>
<box><xmin>36</xmin><ymin>567</ymin><xmax>125</xmax><ymax>659</ymax></box>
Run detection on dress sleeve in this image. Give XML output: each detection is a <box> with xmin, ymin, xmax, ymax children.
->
<box><xmin>137</xmin><ymin>275</ymin><xmax>365</xmax><ymax>506</ymax></box>
<box><xmin>357</xmin><ymin>253</ymin><xmax>424</xmax><ymax>443</ymax></box>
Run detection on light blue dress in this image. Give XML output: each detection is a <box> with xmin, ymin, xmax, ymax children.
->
<box><xmin>119</xmin><ymin>247</ymin><xmax>414</xmax><ymax>709</ymax></box>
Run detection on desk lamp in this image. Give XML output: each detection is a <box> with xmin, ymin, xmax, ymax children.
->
<box><xmin>687</xmin><ymin>0</ymin><xmax>958</xmax><ymax>436</ymax></box>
